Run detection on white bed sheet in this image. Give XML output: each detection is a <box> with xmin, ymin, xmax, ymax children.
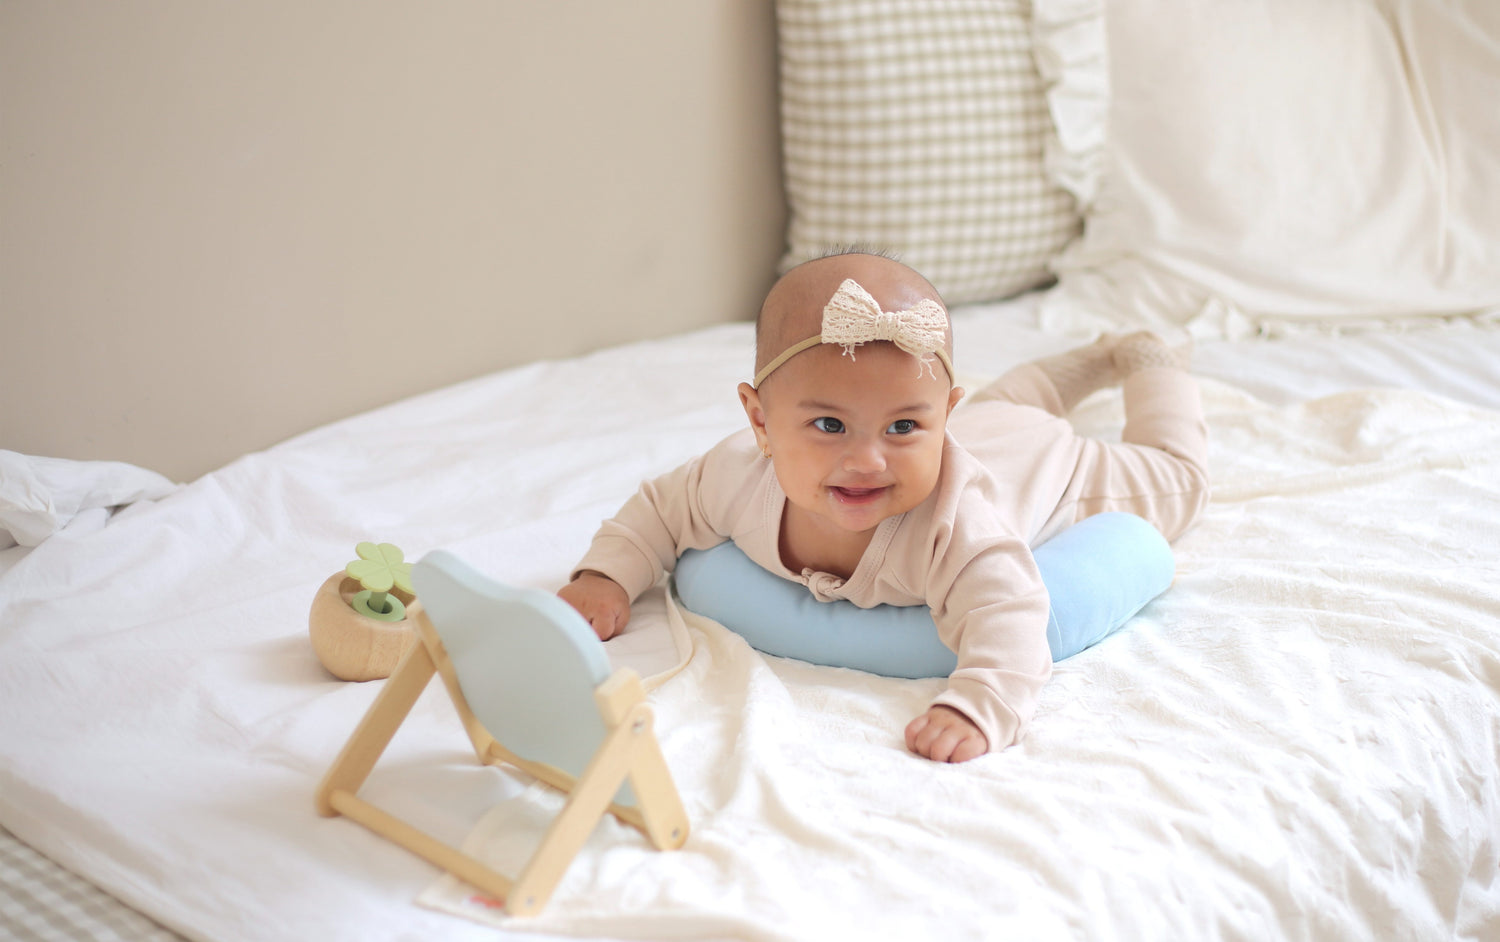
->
<box><xmin>1</xmin><ymin>293</ymin><xmax>1497</xmax><ymax>941</ymax></box>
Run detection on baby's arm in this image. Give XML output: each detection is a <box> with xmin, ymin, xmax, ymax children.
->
<box><xmin>559</xmin><ymin>432</ymin><xmax>760</xmax><ymax>636</ymax></box>
<box><xmin>558</xmin><ymin>570</ymin><xmax>631</xmax><ymax>641</ymax></box>
<box><xmin>920</xmin><ymin>535</ymin><xmax>1054</xmax><ymax>760</ymax></box>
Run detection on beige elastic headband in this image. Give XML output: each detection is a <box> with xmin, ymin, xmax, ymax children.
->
<box><xmin>753</xmin><ymin>278</ymin><xmax>954</xmax><ymax>388</ymax></box>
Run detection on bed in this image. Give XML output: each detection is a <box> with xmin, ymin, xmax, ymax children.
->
<box><xmin>3</xmin><ymin>1</ymin><xmax>1498</xmax><ymax>940</ymax></box>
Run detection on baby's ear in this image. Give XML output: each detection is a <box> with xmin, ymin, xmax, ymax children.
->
<box><xmin>738</xmin><ymin>383</ymin><xmax>770</xmax><ymax>448</ymax></box>
<box><xmin>947</xmin><ymin>386</ymin><xmax>965</xmax><ymax>414</ymax></box>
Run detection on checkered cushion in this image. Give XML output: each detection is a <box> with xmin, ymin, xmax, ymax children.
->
<box><xmin>777</xmin><ymin>0</ymin><xmax>1081</xmax><ymax>304</ymax></box>
<box><xmin>0</xmin><ymin>827</ymin><xmax>184</xmax><ymax>942</ymax></box>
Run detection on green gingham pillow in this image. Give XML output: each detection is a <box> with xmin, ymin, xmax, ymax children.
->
<box><xmin>777</xmin><ymin>0</ymin><xmax>1080</xmax><ymax>304</ymax></box>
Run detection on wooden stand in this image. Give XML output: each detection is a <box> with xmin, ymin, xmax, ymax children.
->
<box><xmin>314</xmin><ymin>561</ymin><xmax>688</xmax><ymax>916</ymax></box>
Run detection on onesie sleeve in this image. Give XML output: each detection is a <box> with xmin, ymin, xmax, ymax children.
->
<box><xmin>570</xmin><ymin>433</ymin><xmax>759</xmax><ymax>600</ymax></box>
<box><xmin>926</xmin><ymin>535</ymin><xmax>1054</xmax><ymax>752</ymax></box>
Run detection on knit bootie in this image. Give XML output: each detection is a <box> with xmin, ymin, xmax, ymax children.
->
<box><xmin>1112</xmin><ymin>331</ymin><xmax>1192</xmax><ymax>375</ymax></box>
<box><xmin>1032</xmin><ymin>334</ymin><xmax>1123</xmax><ymax>413</ymax></box>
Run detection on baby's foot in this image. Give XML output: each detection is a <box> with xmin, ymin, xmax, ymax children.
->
<box><xmin>1033</xmin><ymin>334</ymin><xmax>1123</xmax><ymax>412</ymax></box>
<box><xmin>1112</xmin><ymin>331</ymin><xmax>1192</xmax><ymax>374</ymax></box>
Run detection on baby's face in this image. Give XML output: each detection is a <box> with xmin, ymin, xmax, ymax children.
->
<box><xmin>743</xmin><ymin>341</ymin><xmax>963</xmax><ymax>536</ymax></box>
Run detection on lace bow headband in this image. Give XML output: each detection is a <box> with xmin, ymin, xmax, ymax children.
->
<box><xmin>753</xmin><ymin>278</ymin><xmax>954</xmax><ymax>388</ymax></box>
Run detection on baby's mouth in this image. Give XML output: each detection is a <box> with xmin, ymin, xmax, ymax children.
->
<box><xmin>830</xmin><ymin>485</ymin><xmax>889</xmax><ymax>505</ymax></box>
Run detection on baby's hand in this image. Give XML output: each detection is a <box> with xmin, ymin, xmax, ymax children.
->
<box><xmin>558</xmin><ymin>571</ymin><xmax>631</xmax><ymax>641</ymax></box>
<box><xmin>905</xmin><ymin>705</ymin><xmax>988</xmax><ymax>763</ymax></box>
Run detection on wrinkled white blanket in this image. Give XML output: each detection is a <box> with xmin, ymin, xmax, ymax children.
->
<box><xmin>0</xmin><ymin>450</ymin><xmax>179</xmax><ymax>549</ymax></box>
<box><xmin>1</xmin><ymin>315</ymin><xmax>1497</xmax><ymax>942</ymax></box>
<box><xmin>419</xmin><ymin>382</ymin><xmax>1500</xmax><ymax>940</ymax></box>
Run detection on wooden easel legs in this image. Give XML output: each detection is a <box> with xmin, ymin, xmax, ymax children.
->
<box><xmin>505</xmin><ymin>701</ymin><xmax>660</xmax><ymax>914</ymax></box>
<box><xmin>314</xmin><ymin>636</ymin><xmax>689</xmax><ymax>916</ymax></box>
<box><xmin>315</xmin><ymin>641</ymin><xmax>437</xmax><ymax>818</ymax></box>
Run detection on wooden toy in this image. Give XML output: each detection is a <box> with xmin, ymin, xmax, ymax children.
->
<box><xmin>308</xmin><ymin>542</ymin><xmax>418</xmax><ymax>681</ymax></box>
<box><xmin>314</xmin><ymin>550</ymin><xmax>689</xmax><ymax>916</ymax></box>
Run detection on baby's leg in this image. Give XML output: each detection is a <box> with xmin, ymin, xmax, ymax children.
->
<box><xmin>969</xmin><ymin>335</ymin><xmax>1122</xmax><ymax>415</ymax></box>
<box><xmin>1055</xmin><ymin>350</ymin><xmax>1209</xmax><ymax>541</ymax></box>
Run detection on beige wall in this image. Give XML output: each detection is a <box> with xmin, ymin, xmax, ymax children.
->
<box><xmin>1</xmin><ymin>1</ymin><xmax>785</xmax><ymax>482</ymax></box>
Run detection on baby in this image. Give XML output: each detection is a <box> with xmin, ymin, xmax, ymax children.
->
<box><xmin>559</xmin><ymin>251</ymin><xmax>1209</xmax><ymax>762</ymax></box>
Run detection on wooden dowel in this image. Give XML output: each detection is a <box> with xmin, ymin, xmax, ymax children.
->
<box><xmin>505</xmin><ymin>704</ymin><xmax>646</xmax><ymax>915</ymax></box>
<box><xmin>328</xmin><ymin>789</ymin><xmax>514</xmax><ymax>902</ymax></box>
<box><xmin>315</xmin><ymin>642</ymin><xmax>436</xmax><ymax>816</ymax></box>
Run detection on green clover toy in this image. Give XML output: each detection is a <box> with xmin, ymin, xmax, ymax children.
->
<box><xmin>346</xmin><ymin>541</ymin><xmax>414</xmax><ymax>622</ymax></box>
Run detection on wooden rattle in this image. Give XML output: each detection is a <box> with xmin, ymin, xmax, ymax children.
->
<box><xmin>308</xmin><ymin>542</ymin><xmax>418</xmax><ymax>681</ymax></box>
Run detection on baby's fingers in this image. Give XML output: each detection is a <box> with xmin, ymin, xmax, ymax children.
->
<box><xmin>557</xmin><ymin>575</ymin><xmax>630</xmax><ymax>641</ymax></box>
<box><xmin>944</xmin><ymin>732</ymin><xmax>987</xmax><ymax>764</ymax></box>
<box><xmin>590</xmin><ymin>605</ymin><xmax>629</xmax><ymax>641</ymax></box>
<box><xmin>570</xmin><ymin>597</ymin><xmax>623</xmax><ymax>641</ymax></box>
<box><xmin>905</xmin><ymin>712</ymin><xmax>933</xmax><ymax>753</ymax></box>
<box><xmin>905</xmin><ymin>706</ymin><xmax>987</xmax><ymax>763</ymax></box>
<box><xmin>906</xmin><ymin>712</ymin><xmax>959</xmax><ymax>761</ymax></box>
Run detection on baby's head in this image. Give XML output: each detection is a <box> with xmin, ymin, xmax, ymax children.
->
<box><xmin>738</xmin><ymin>252</ymin><xmax>964</xmax><ymax>537</ymax></box>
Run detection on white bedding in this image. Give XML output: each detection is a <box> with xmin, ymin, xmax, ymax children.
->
<box><xmin>2</xmin><ymin>294</ymin><xmax>1498</xmax><ymax>941</ymax></box>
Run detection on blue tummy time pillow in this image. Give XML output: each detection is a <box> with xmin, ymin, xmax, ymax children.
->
<box><xmin>673</xmin><ymin>512</ymin><xmax>1175</xmax><ymax>679</ymax></box>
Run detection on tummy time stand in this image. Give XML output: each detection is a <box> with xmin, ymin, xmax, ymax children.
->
<box><xmin>315</xmin><ymin>551</ymin><xmax>689</xmax><ymax>915</ymax></box>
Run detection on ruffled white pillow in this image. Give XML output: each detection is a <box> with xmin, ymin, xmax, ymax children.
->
<box><xmin>1036</xmin><ymin>0</ymin><xmax>1500</xmax><ymax>337</ymax></box>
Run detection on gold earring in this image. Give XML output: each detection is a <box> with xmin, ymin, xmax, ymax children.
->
<box><xmin>761</xmin><ymin>445</ymin><xmax>772</xmax><ymax>459</ymax></box>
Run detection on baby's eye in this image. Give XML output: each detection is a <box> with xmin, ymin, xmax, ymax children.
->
<box><xmin>887</xmin><ymin>419</ymin><xmax>918</xmax><ymax>435</ymax></box>
<box><xmin>812</xmin><ymin>417</ymin><xmax>845</xmax><ymax>434</ymax></box>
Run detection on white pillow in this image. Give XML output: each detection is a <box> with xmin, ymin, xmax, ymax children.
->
<box><xmin>1037</xmin><ymin>0</ymin><xmax>1500</xmax><ymax>337</ymax></box>
<box><xmin>0</xmin><ymin>451</ymin><xmax>179</xmax><ymax>547</ymax></box>
<box><xmin>777</xmin><ymin>0</ymin><xmax>1083</xmax><ymax>304</ymax></box>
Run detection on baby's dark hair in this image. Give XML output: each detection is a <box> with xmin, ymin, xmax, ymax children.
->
<box><xmin>815</xmin><ymin>244</ymin><xmax>902</xmax><ymax>263</ymax></box>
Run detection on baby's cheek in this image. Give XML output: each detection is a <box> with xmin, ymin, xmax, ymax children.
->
<box><xmin>906</xmin><ymin>447</ymin><xmax>946</xmax><ymax>501</ymax></box>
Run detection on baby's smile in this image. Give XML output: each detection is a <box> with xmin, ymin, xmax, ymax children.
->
<box><xmin>829</xmin><ymin>484</ymin><xmax>890</xmax><ymax>505</ymax></box>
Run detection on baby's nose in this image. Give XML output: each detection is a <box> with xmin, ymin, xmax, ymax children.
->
<box><xmin>842</xmin><ymin>438</ymin><xmax>887</xmax><ymax>473</ymax></box>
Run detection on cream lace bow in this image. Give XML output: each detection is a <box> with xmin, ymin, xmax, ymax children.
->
<box><xmin>753</xmin><ymin>278</ymin><xmax>953</xmax><ymax>387</ymax></box>
<box><xmin>822</xmin><ymin>279</ymin><xmax>948</xmax><ymax>362</ymax></box>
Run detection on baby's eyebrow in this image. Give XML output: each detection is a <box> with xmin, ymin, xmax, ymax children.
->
<box><xmin>797</xmin><ymin>399</ymin><xmax>935</xmax><ymax>414</ymax></box>
<box><xmin>797</xmin><ymin>399</ymin><xmax>849</xmax><ymax>412</ymax></box>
